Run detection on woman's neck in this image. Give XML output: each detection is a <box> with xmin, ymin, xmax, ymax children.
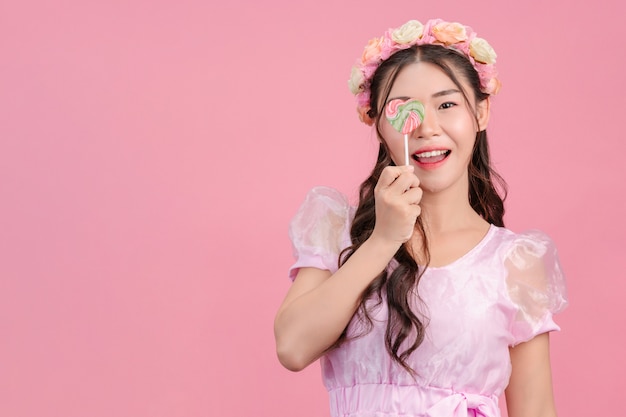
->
<box><xmin>412</xmin><ymin>184</ymin><xmax>491</xmax><ymax>268</ymax></box>
<box><xmin>418</xmin><ymin>184</ymin><xmax>486</xmax><ymax>235</ymax></box>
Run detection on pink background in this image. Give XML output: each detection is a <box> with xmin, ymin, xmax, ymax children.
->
<box><xmin>1</xmin><ymin>0</ymin><xmax>624</xmax><ymax>416</ymax></box>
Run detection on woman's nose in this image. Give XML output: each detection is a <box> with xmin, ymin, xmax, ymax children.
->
<box><xmin>415</xmin><ymin>106</ymin><xmax>441</xmax><ymax>139</ymax></box>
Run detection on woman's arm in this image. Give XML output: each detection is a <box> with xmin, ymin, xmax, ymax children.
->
<box><xmin>274</xmin><ymin>236</ymin><xmax>399</xmax><ymax>372</ymax></box>
<box><xmin>275</xmin><ymin>166</ymin><xmax>421</xmax><ymax>372</ymax></box>
<box><xmin>505</xmin><ymin>332</ymin><xmax>558</xmax><ymax>417</ymax></box>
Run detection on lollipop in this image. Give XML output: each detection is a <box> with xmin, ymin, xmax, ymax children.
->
<box><xmin>385</xmin><ymin>99</ymin><xmax>425</xmax><ymax>165</ymax></box>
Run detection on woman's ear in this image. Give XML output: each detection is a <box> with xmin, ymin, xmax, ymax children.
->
<box><xmin>477</xmin><ymin>98</ymin><xmax>491</xmax><ymax>131</ymax></box>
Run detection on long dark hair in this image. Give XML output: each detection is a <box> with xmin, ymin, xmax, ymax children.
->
<box><xmin>336</xmin><ymin>44</ymin><xmax>507</xmax><ymax>375</ymax></box>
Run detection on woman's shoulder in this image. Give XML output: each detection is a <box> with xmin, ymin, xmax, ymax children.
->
<box><xmin>489</xmin><ymin>226</ymin><xmax>568</xmax><ymax>344</ymax></box>
<box><xmin>484</xmin><ymin>226</ymin><xmax>557</xmax><ymax>257</ymax></box>
<box><xmin>292</xmin><ymin>186</ymin><xmax>353</xmax><ymax>218</ymax></box>
<box><xmin>487</xmin><ymin>226</ymin><xmax>559</xmax><ymax>264</ymax></box>
<box><xmin>476</xmin><ymin>226</ymin><xmax>564</xmax><ymax>284</ymax></box>
<box><xmin>289</xmin><ymin>187</ymin><xmax>354</xmax><ymax>237</ymax></box>
<box><xmin>287</xmin><ymin>187</ymin><xmax>355</xmax><ymax>279</ymax></box>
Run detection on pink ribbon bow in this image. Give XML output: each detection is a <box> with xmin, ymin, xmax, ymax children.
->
<box><xmin>425</xmin><ymin>392</ymin><xmax>498</xmax><ymax>417</ymax></box>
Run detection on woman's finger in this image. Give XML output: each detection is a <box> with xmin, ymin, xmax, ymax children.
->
<box><xmin>388</xmin><ymin>170</ymin><xmax>420</xmax><ymax>193</ymax></box>
<box><xmin>376</xmin><ymin>166</ymin><xmax>413</xmax><ymax>189</ymax></box>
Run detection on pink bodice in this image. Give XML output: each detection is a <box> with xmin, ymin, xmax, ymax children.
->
<box><xmin>288</xmin><ymin>187</ymin><xmax>568</xmax><ymax>417</ymax></box>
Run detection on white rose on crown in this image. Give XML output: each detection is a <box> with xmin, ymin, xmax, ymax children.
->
<box><xmin>470</xmin><ymin>38</ymin><xmax>497</xmax><ymax>65</ymax></box>
<box><xmin>348</xmin><ymin>65</ymin><xmax>365</xmax><ymax>94</ymax></box>
<box><xmin>391</xmin><ymin>20</ymin><xmax>424</xmax><ymax>44</ymax></box>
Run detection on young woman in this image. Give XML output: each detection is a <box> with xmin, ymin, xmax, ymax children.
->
<box><xmin>274</xmin><ymin>18</ymin><xmax>567</xmax><ymax>417</ymax></box>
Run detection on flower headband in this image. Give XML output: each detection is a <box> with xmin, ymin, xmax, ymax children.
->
<box><xmin>348</xmin><ymin>18</ymin><xmax>501</xmax><ymax>125</ymax></box>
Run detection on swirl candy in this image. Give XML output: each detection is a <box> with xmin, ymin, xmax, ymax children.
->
<box><xmin>385</xmin><ymin>98</ymin><xmax>425</xmax><ymax>165</ymax></box>
<box><xmin>386</xmin><ymin>99</ymin><xmax>425</xmax><ymax>134</ymax></box>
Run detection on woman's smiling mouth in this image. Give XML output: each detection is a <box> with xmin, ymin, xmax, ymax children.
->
<box><xmin>412</xmin><ymin>149</ymin><xmax>451</xmax><ymax>165</ymax></box>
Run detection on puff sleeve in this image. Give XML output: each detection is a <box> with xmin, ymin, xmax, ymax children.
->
<box><xmin>504</xmin><ymin>230</ymin><xmax>568</xmax><ymax>346</ymax></box>
<box><xmin>288</xmin><ymin>187</ymin><xmax>354</xmax><ymax>281</ymax></box>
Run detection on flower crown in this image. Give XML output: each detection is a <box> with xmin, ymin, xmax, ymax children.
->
<box><xmin>348</xmin><ymin>18</ymin><xmax>501</xmax><ymax>125</ymax></box>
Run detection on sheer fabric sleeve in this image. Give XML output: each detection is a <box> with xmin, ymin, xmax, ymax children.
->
<box><xmin>505</xmin><ymin>230</ymin><xmax>568</xmax><ymax>346</ymax></box>
<box><xmin>288</xmin><ymin>187</ymin><xmax>353</xmax><ymax>281</ymax></box>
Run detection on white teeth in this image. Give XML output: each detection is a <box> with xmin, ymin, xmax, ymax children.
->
<box><xmin>415</xmin><ymin>150</ymin><xmax>448</xmax><ymax>158</ymax></box>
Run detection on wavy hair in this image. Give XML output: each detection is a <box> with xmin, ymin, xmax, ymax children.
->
<box><xmin>336</xmin><ymin>44</ymin><xmax>507</xmax><ymax>375</ymax></box>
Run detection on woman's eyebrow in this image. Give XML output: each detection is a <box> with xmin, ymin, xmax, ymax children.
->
<box><xmin>432</xmin><ymin>89</ymin><xmax>461</xmax><ymax>98</ymax></box>
<box><xmin>387</xmin><ymin>89</ymin><xmax>461</xmax><ymax>103</ymax></box>
<box><xmin>386</xmin><ymin>95</ymin><xmax>411</xmax><ymax>102</ymax></box>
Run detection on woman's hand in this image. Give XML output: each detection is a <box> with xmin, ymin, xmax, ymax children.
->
<box><xmin>371</xmin><ymin>165</ymin><xmax>422</xmax><ymax>245</ymax></box>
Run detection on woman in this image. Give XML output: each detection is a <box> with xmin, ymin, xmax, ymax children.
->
<box><xmin>275</xmin><ymin>18</ymin><xmax>567</xmax><ymax>417</ymax></box>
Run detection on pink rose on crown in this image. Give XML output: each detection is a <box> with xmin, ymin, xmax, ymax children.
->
<box><xmin>362</xmin><ymin>37</ymin><xmax>385</xmax><ymax>65</ymax></box>
<box><xmin>362</xmin><ymin>63</ymin><xmax>378</xmax><ymax>81</ymax></box>
<box><xmin>451</xmin><ymin>31</ymin><xmax>475</xmax><ymax>56</ymax></box>
<box><xmin>485</xmin><ymin>77</ymin><xmax>502</xmax><ymax>95</ymax></box>
<box><xmin>475</xmin><ymin>62</ymin><xmax>496</xmax><ymax>84</ymax></box>
<box><xmin>378</xmin><ymin>34</ymin><xmax>398</xmax><ymax>61</ymax></box>
<box><xmin>432</xmin><ymin>22</ymin><xmax>468</xmax><ymax>45</ymax></box>
<box><xmin>356</xmin><ymin>89</ymin><xmax>371</xmax><ymax>108</ymax></box>
<box><xmin>417</xmin><ymin>19</ymin><xmax>439</xmax><ymax>45</ymax></box>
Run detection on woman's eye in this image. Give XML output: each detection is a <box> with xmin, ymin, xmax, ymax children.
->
<box><xmin>439</xmin><ymin>102</ymin><xmax>456</xmax><ymax>109</ymax></box>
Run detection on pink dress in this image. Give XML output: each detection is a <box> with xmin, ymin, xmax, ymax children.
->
<box><xmin>288</xmin><ymin>187</ymin><xmax>568</xmax><ymax>417</ymax></box>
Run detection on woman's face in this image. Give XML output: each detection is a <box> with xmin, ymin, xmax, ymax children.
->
<box><xmin>380</xmin><ymin>61</ymin><xmax>489</xmax><ymax>195</ymax></box>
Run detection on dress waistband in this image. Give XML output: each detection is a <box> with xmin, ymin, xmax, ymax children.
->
<box><xmin>327</xmin><ymin>383</ymin><xmax>500</xmax><ymax>417</ymax></box>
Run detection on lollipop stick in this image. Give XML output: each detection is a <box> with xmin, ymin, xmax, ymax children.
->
<box><xmin>404</xmin><ymin>134</ymin><xmax>409</xmax><ymax>166</ymax></box>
